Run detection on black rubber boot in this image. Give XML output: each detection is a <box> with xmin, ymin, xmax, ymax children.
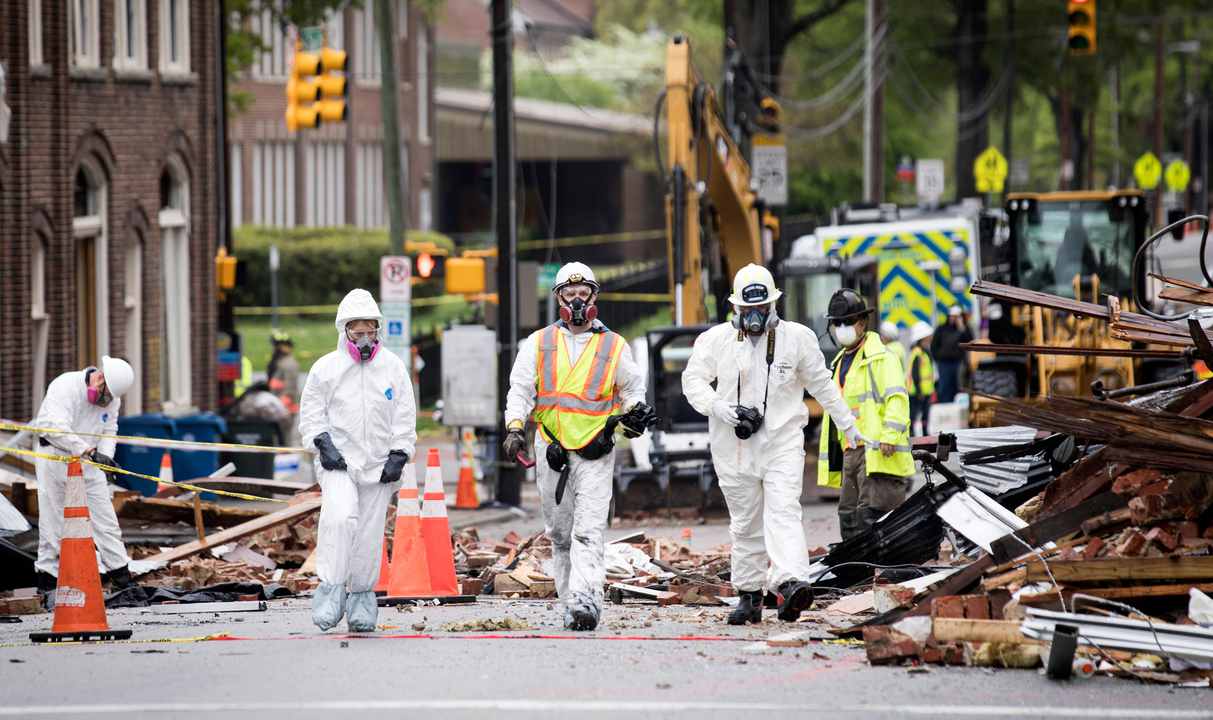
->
<box><xmin>564</xmin><ymin>592</ymin><xmax>600</xmax><ymax>631</ymax></box>
<box><xmin>727</xmin><ymin>590</ymin><xmax>764</xmax><ymax>625</ymax></box>
<box><xmin>776</xmin><ymin>580</ymin><xmax>815</xmax><ymax>622</ymax></box>
<box><xmin>36</xmin><ymin>571</ymin><xmax>56</xmax><ymax>610</ymax></box>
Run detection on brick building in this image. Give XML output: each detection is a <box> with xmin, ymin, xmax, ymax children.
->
<box><xmin>227</xmin><ymin>2</ymin><xmax>434</xmax><ymax>232</ymax></box>
<box><xmin>0</xmin><ymin>0</ymin><xmax>220</xmax><ymax>420</ymax></box>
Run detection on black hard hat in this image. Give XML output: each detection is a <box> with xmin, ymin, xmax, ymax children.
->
<box><xmin>825</xmin><ymin>288</ymin><xmax>872</xmax><ymax>322</ymax></box>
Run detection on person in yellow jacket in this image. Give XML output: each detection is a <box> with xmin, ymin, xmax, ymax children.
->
<box><xmin>880</xmin><ymin>320</ymin><xmax>907</xmax><ymax>371</ymax></box>
<box><xmin>907</xmin><ymin>321</ymin><xmax>936</xmax><ymax>436</ymax></box>
<box><xmin>501</xmin><ymin>262</ymin><xmax>657</xmax><ymax>631</ymax></box>
<box><xmin>818</xmin><ymin>289</ymin><xmax>914</xmax><ymax>540</ymax></box>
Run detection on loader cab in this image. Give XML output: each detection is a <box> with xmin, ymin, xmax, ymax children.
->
<box><xmin>1004</xmin><ymin>190</ymin><xmax>1148</xmax><ymax>302</ymax></box>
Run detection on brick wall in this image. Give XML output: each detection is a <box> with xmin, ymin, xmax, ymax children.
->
<box><xmin>0</xmin><ymin>0</ymin><xmax>219</xmax><ymax>420</ymax></box>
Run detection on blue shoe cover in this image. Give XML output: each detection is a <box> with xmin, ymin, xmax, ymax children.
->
<box><xmin>312</xmin><ymin>582</ymin><xmax>347</xmax><ymax>631</ymax></box>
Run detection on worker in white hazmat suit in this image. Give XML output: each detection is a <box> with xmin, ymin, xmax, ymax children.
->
<box><xmin>31</xmin><ymin>356</ymin><xmax>137</xmax><ymax>604</ymax></box>
<box><xmin>502</xmin><ymin>262</ymin><xmax>655</xmax><ymax>631</ymax></box>
<box><xmin>682</xmin><ymin>264</ymin><xmax>865</xmax><ymax>624</ymax></box>
<box><xmin>299</xmin><ymin>289</ymin><xmax>416</xmax><ymax>632</ymax></box>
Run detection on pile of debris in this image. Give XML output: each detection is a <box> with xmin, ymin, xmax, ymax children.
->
<box><xmin>451</xmin><ymin>528</ymin><xmax>736</xmax><ymax>606</ymax></box>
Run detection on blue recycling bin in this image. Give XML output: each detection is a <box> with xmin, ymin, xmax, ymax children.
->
<box><xmin>115</xmin><ymin>414</ymin><xmax>178</xmax><ymax>496</ymax></box>
<box><xmin>172</xmin><ymin>413</ymin><xmax>228</xmax><ymax>490</ymax></box>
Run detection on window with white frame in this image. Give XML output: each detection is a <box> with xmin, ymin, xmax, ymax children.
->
<box><xmin>114</xmin><ymin>0</ymin><xmax>147</xmax><ymax>70</ymax></box>
<box><xmin>70</xmin><ymin>0</ymin><xmax>101</xmax><ymax>68</ymax></box>
<box><xmin>304</xmin><ymin>142</ymin><xmax>346</xmax><ymax>226</ymax></box>
<box><xmin>251</xmin><ymin>141</ymin><xmax>296</xmax><ymax>227</ymax></box>
<box><xmin>123</xmin><ymin>233</ymin><xmax>144</xmax><ymax>414</ymax></box>
<box><xmin>29</xmin><ymin>0</ymin><xmax>44</xmax><ymax>67</ymax></box>
<box><xmin>159</xmin><ymin>160</ymin><xmax>192</xmax><ymax>410</ymax></box>
<box><xmin>351</xmin><ymin>6</ymin><xmax>381</xmax><ymax>84</ymax></box>
<box><xmin>31</xmin><ymin>234</ymin><xmax>50</xmax><ymax>411</ymax></box>
<box><xmin>229</xmin><ymin>143</ymin><xmax>243</xmax><ymax>227</ymax></box>
<box><xmin>417</xmin><ymin>31</ymin><xmax>429</xmax><ymax>142</ymax></box>
<box><xmin>73</xmin><ymin>163</ymin><xmax>110</xmax><ymax>368</ymax></box>
<box><xmin>355</xmin><ymin>142</ymin><xmax>385</xmax><ymax>228</ymax></box>
<box><xmin>159</xmin><ymin>0</ymin><xmax>190</xmax><ymax>74</ymax></box>
<box><xmin>250</xmin><ymin>9</ymin><xmax>287</xmax><ymax>79</ymax></box>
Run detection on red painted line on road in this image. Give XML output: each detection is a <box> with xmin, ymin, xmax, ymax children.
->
<box><xmin>195</xmin><ymin>632</ymin><xmax>751</xmax><ymax>643</ymax></box>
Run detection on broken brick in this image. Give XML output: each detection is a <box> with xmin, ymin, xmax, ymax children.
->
<box><xmin>962</xmin><ymin>595</ymin><xmax>991</xmax><ymax>620</ymax></box>
<box><xmin>1082</xmin><ymin>536</ymin><xmax>1105</xmax><ymax>560</ymax></box>
<box><xmin>988</xmin><ymin>590</ymin><xmax>1011</xmax><ymax>620</ymax></box>
<box><xmin>1172</xmin><ymin>521</ymin><xmax>1200</xmax><ymax>539</ymax></box>
<box><xmin>1129</xmin><ymin>495</ymin><xmax>1168</xmax><ymax>525</ymax></box>
<box><xmin>1144</xmin><ymin>527</ymin><xmax>1179</xmax><ymax>552</ymax></box>
<box><xmin>1112</xmin><ymin>469</ymin><xmax>1163</xmax><ymax>495</ymax></box>
<box><xmin>1115</xmin><ymin>529</ymin><xmax>1148</xmax><ymax>557</ymax></box>
<box><xmin>863</xmin><ymin>625</ymin><xmax>921</xmax><ymax>665</ymax></box>
<box><xmin>931</xmin><ymin>595</ymin><xmax>967</xmax><ymax>619</ymax></box>
<box><xmin>460</xmin><ymin>578</ymin><xmax>484</xmax><ymax>596</ymax></box>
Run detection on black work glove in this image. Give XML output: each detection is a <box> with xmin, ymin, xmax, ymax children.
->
<box><xmin>88</xmin><ymin>449</ymin><xmax>117</xmax><ymax>469</ymax></box>
<box><xmin>313</xmin><ymin>432</ymin><xmax>347</xmax><ymax>472</ymax></box>
<box><xmin>619</xmin><ymin>402</ymin><xmax>659</xmax><ymax>439</ymax></box>
<box><xmin>502</xmin><ymin>429</ymin><xmax>527</xmax><ymax>463</ymax></box>
<box><xmin>380</xmin><ymin>449</ymin><xmax>409</xmax><ymax>484</ymax></box>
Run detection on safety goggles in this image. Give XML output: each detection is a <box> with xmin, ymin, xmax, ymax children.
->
<box><xmin>558</xmin><ymin>285</ymin><xmax>594</xmax><ymax>303</ymax></box>
<box><xmin>346</xmin><ymin>328</ymin><xmax>379</xmax><ymax>343</ymax></box>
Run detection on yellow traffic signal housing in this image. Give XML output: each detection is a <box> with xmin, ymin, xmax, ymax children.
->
<box><xmin>286</xmin><ymin>48</ymin><xmax>323</xmax><ymax>131</ymax></box>
<box><xmin>1067</xmin><ymin>0</ymin><xmax>1096</xmax><ymax>55</ymax></box>
<box><xmin>315</xmin><ymin>47</ymin><xmax>348</xmax><ymax>123</ymax></box>
<box><xmin>215</xmin><ymin>246</ymin><xmax>237</xmax><ymax>290</ymax></box>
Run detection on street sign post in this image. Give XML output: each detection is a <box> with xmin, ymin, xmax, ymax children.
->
<box><xmin>974</xmin><ymin>146</ymin><xmax>1008</xmax><ymax>194</ymax></box>
<box><xmin>379</xmin><ymin>256</ymin><xmax>412</xmax><ymax>361</ymax></box>
<box><xmin>916</xmin><ymin>158</ymin><xmax>945</xmax><ymax>205</ymax></box>
<box><xmin>1134</xmin><ymin>151</ymin><xmax>1162</xmax><ymax>190</ymax></box>
<box><xmin>752</xmin><ymin>134</ymin><xmax>788</xmax><ymax>206</ymax></box>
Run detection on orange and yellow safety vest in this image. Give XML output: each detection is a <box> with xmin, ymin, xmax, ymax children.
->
<box><xmin>533</xmin><ymin>325</ymin><xmax>625</xmax><ymax>450</ymax></box>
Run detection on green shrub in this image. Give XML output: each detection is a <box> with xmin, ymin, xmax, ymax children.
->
<box><xmin>231</xmin><ymin>226</ymin><xmax>456</xmax><ymax>307</ymax></box>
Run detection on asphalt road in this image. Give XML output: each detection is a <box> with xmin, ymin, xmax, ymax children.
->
<box><xmin>4</xmin><ymin>504</ymin><xmax>1211</xmax><ymax>719</ymax></box>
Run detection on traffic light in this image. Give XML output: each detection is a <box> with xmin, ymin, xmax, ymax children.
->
<box><xmin>1067</xmin><ymin>0</ymin><xmax>1096</xmax><ymax>56</ymax></box>
<box><xmin>286</xmin><ymin>48</ymin><xmax>321</xmax><ymax>131</ymax></box>
<box><xmin>315</xmin><ymin>47</ymin><xmax>347</xmax><ymax>123</ymax></box>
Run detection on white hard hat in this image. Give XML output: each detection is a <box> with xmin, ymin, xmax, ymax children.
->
<box><xmin>335</xmin><ymin>288</ymin><xmax>384</xmax><ymax>331</ymax></box>
<box><xmin>101</xmin><ymin>356</ymin><xmax>135</xmax><ymax>398</ymax></box>
<box><xmin>948</xmin><ymin>305</ymin><xmax>963</xmax><ymax>317</ymax></box>
<box><xmin>727</xmin><ymin>263</ymin><xmax>781</xmax><ymax>307</ymax></box>
<box><xmin>879</xmin><ymin>320</ymin><xmax>899</xmax><ymax>342</ymax></box>
<box><xmin>552</xmin><ymin>262</ymin><xmax>599</xmax><ymax>293</ymax></box>
<box><xmin>910</xmin><ymin>321</ymin><xmax>934</xmax><ymax>345</ymax></box>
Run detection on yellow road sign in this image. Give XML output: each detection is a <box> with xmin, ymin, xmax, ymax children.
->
<box><xmin>973</xmin><ymin>146</ymin><xmax>1008</xmax><ymax>193</ymax></box>
<box><xmin>1134</xmin><ymin>151</ymin><xmax>1162</xmax><ymax>190</ymax></box>
<box><xmin>1165</xmin><ymin>159</ymin><xmax>1191</xmax><ymax>192</ymax></box>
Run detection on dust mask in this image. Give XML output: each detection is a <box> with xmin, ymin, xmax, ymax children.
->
<box><xmin>832</xmin><ymin>324</ymin><xmax>859</xmax><ymax>347</ymax></box>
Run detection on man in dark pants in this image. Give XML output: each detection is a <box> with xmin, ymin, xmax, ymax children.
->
<box><xmin>930</xmin><ymin>306</ymin><xmax>972</xmax><ymax>403</ymax></box>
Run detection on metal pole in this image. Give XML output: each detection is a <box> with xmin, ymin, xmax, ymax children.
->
<box><xmin>1002</xmin><ymin>0</ymin><xmax>1015</xmax><ymax>193</ymax></box>
<box><xmin>863</xmin><ymin>0</ymin><xmax>873</xmax><ymax>201</ymax></box>
<box><xmin>375</xmin><ymin>0</ymin><xmax>407</xmax><ymax>253</ymax></box>
<box><xmin>1111</xmin><ymin>64</ymin><xmax>1121</xmax><ymax>186</ymax></box>
<box><xmin>1153</xmin><ymin>10</ymin><xmax>1166</xmax><ymax>227</ymax></box>
<box><xmin>491</xmin><ymin>0</ymin><xmax>520</xmax><ymax>507</ymax></box>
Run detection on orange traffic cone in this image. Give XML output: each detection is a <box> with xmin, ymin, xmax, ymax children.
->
<box><xmin>152</xmin><ymin>451</ymin><xmax>174</xmax><ymax>497</ymax></box>
<box><xmin>381</xmin><ymin>464</ymin><xmax>433</xmax><ymax>601</ymax></box>
<box><xmin>454</xmin><ymin>453</ymin><xmax>479</xmax><ymax>511</ymax></box>
<box><xmin>373</xmin><ymin>539</ymin><xmax>391</xmax><ymax>595</ymax></box>
<box><xmin>420</xmin><ymin>448</ymin><xmax>461</xmax><ymax>596</ymax></box>
<box><xmin>31</xmin><ymin>461</ymin><xmax>132</xmax><ymax>642</ymax></box>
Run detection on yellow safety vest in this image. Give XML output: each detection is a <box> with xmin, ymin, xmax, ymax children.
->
<box><xmin>532</xmin><ymin>325</ymin><xmax>625</xmax><ymax>450</ymax></box>
<box><xmin>817</xmin><ymin>331</ymin><xmax>914</xmax><ymax>487</ymax></box>
<box><xmin>909</xmin><ymin>346</ymin><xmax>935</xmax><ymax>397</ymax></box>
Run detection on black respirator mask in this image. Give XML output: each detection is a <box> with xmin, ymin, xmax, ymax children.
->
<box><xmin>560</xmin><ymin>297</ymin><xmax>598</xmax><ymax>327</ymax></box>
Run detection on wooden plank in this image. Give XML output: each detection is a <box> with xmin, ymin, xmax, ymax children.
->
<box><xmin>142</xmin><ymin>496</ymin><xmax>322</xmax><ymax>566</ymax></box>
<box><xmin>990</xmin><ymin>491</ymin><xmax>1126</xmax><ymax>564</ymax></box>
<box><xmin>609</xmin><ymin>583</ymin><xmax>680</xmax><ymax>606</ymax></box>
<box><xmin>1017</xmin><ymin>583</ymin><xmax>1213</xmax><ymax>605</ymax></box>
<box><xmin>932</xmin><ymin>618</ymin><xmax>1031</xmax><ymax>645</ymax></box>
<box><xmin>1024</xmin><ymin>556</ymin><xmax>1213</xmax><ymax>584</ymax></box>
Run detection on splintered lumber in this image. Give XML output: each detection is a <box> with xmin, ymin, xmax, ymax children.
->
<box><xmin>114</xmin><ymin>495</ymin><xmax>266</xmax><ymax>526</ymax></box>
<box><xmin>961</xmin><ymin>342</ymin><xmax>1182</xmax><ymax>359</ymax></box>
<box><xmin>609</xmin><ymin>583</ymin><xmax>680</xmax><ymax>606</ymax></box>
<box><xmin>1023</xmin><ymin>556</ymin><xmax>1213</xmax><ymax>584</ymax></box>
<box><xmin>989</xmin><ymin>491</ymin><xmax>1126</xmax><ymax>564</ymax></box>
<box><xmin>1160</xmin><ymin>286</ymin><xmax>1213</xmax><ymax>306</ymax></box>
<box><xmin>971</xmin><ymin>281</ymin><xmax>1110</xmax><ymax>320</ymax></box>
<box><xmin>142</xmin><ymin>496</ymin><xmax>322</xmax><ymax>566</ymax></box>
<box><xmin>1017</xmin><ymin>583</ymin><xmax>1213</xmax><ymax>606</ymax></box>
<box><xmin>932</xmin><ymin>618</ymin><xmax>1032</xmax><ymax>645</ymax></box>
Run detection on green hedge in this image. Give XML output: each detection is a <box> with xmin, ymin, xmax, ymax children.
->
<box><xmin>230</xmin><ymin>226</ymin><xmax>457</xmax><ymax>307</ymax></box>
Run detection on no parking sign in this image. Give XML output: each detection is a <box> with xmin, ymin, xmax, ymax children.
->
<box><xmin>379</xmin><ymin>256</ymin><xmax>411</xmax><ymax>360</ymax></box>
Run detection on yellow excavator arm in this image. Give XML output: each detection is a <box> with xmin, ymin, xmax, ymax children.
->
<box><xmin>662</xmin><ymin>36</ymin><xmax>776</xmax><ymax>325</ymax></box>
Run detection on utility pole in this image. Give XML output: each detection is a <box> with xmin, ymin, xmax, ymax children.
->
<box><xmin>1111</xmin><ymin>64</ymin><xmax>1121</xmax><ymax>186</ymax></box>
<box><xmin>375</xmin><ymin>0</ymin><xmax>406</xmax><ymax>253</ymax></box>
<box><xmin>1153</xmin><ymin>10</ymin><xmax>1165</xmax><ymax>227</ymax></box>
<box><xmin>1002</xmin><ymin>0</ymin><xmax>1015</xmax><ymax>193</ymax></box>
<box><xmin>491</xmin><ymin>0</ymin><xmax>521</xmax><ymax>507</ymax></box>
<box><xmin>863</xmin><ymin>0</ymin><xmax>885</xmax><ymax>202</ymax></box>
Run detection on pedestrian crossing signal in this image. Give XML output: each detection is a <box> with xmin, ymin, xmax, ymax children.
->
<box><xmin>1067</xmin><ymin>0</ymin><xmax>1096</xmax><ymax>56</ymax></box>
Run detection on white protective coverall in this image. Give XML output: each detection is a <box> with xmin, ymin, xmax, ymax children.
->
<box><xmin>298</xmin><ymin>289</ymin><xmax>416</xmax><ymax>631</ymax></box>
<box><xmin>32</xmin><ymin>370</ymin><xmax>130</xmax><ymax>576</ymax></box>
<box><xmin>682</xmin><ymin>320</ymin><xmax>857</xmax><ymax>591</ymax></box>
<box><xmin>505</xmin><ymin>320</ymin><xmax>645</xmax><ymax>621</ymax></box>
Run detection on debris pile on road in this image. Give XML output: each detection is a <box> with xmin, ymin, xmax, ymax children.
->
<box><xmin>839</xmin><ymin>284</ymin><xmax>1213</xmax><ymax>684</ymax></box>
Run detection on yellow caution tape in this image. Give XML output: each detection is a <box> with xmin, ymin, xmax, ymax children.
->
<box><xmin>0</xmin><ymin>445</ymin><xmax>288</xmax><ymax>504</ymax></box>
<box><xmin>0</xmin><ymin>420</ymin><xmax>308</xmax><ymax>455</ymax></box>
<box><xmin>517</xmin><ymin>229</ymin><xmax>664</xmax><ymax>251</ymax></box>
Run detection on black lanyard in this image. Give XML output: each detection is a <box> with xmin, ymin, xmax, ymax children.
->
<box><xmin>736</xmin><ymin>330</ymin><xmax>777</xmax><ymax>416</ymax></box>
